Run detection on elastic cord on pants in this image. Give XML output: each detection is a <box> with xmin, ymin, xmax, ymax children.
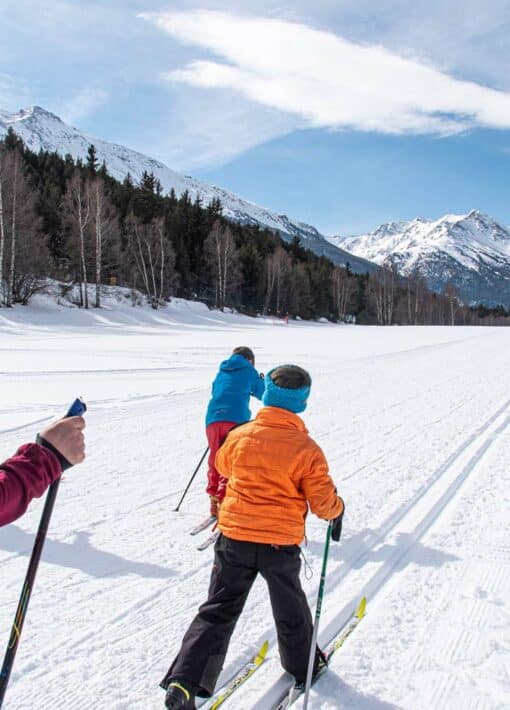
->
<box><xmin>300</xmin><ymin>548</ymin><xmax>313</xmax><ymax>580</ymax></box>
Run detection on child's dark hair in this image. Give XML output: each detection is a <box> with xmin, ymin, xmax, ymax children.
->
<box><xmin>270</xmin><ymin>365</ymin><xmax>311</xmax><ymax>389</ymax></box>
<box><xmin>232</xmin><ymin>346</ymin><xmax>255</xmax><ymax>363</ymax></box>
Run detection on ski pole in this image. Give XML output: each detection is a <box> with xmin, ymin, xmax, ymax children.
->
<box><xmin>303</xmin><ymin>520</ymin><xmax>333</xmax><ymax>710</ymax></box>
<box><xmin>0</xmin><ymin>398</ymin><xmax>87</xmax><ymax>709</ymax></box>
<box><xmin>173</xmin><ymin>446</ymin><xmax>209</xmax><ymax>512</ymax></box>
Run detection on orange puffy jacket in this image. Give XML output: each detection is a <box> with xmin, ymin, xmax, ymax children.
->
<box><xmin>216</xmin><ymin>406</ymin><xmax>344</xmax><ymax>546</ymax></box>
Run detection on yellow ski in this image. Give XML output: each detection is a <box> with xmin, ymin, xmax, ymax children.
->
<box><xmin>275</xmin><ymin>596</ymin><xmax>367</xmax><ymax>709</ymax></box>
<box><xmin>329</xmin><ymin>595</ymin><xmax>366</xmax><ymax>654</ymax></box>
<box><xmin>209</xmin><ymin>640</ymin><xmax>269</xmax><ymax>709</ymax></box>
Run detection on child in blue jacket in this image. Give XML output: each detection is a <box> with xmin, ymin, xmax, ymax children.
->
<box><xmin>205</xmin><ymin>347</ymin><xmax>264</xmax><ymax>516</ymax></box>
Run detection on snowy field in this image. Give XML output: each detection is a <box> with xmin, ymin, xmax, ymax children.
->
<box><xmin>1</xmin><ymin>297</ymin><xmax>509</xmax><ymax>710</ymax></box>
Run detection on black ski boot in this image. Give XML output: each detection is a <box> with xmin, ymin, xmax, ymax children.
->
<box><xmin>294</xmin><ymin>648</ymin><xmax>328</xmax><ymax>691</ymax></box>
<box><xmin>313</xmin><ymin>647</ymin><xmax>328</xmax><ymax>679</ymax></box>
<box><xmin>164</xmin><ymin>682</ymin><xmax>196</xmax><ymax>709</ymax></box>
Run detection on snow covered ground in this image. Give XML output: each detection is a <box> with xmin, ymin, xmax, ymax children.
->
<box><xmin>1</xmin><ymin>297</ymin><xmax>509</xmax><ymax>710</ymax></box>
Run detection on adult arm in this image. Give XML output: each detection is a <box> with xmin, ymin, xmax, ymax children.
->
<box><xmin>0</xmin><ymin>416</ymin><xmax>85</xmax><ymax>527</ymax></box>
<box><xmin>0</xmin><ymin>444</ymin><xmax>62</xmax><ymax>526</ymax></box>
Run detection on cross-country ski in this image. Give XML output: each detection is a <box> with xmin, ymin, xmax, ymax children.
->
<box><xmin>205</xmin><ymin>640</ymin><xmax>269</xmax><ymax>709</ymax></box>
<box><xmin>196</xmin><ymin>530</ymin><xmax>220</xmax><ymax>551</ymax></box>
<box><xmin>273</xmin><ymin>597</ymin><xmax>367</xmax><ymax>709</ymax></box>
<box><xmin>189</xmin><ymin>516</ymin><xmax>216</xmax><ymax>536</ymax></box>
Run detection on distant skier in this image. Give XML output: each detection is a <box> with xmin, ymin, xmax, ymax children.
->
<box><xmin>0</xmin><ymin>416</ymin><xmax>86</xmax><ymax>527</ymax></box>
<box><xmin>204</xmin><ymin>346</ymin><xmax>265</xmax><ymax>517</ymax></box>
<box><xmin>161</xmin><ymin>364</ymin><xmax>345</xmax><ymax>709</ymax></box>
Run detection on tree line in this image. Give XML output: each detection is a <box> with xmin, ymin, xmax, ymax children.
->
<box><xmin>0</xmin><ymin>129</ymin><xmax>508</xmax><ymax>326</ymax></box>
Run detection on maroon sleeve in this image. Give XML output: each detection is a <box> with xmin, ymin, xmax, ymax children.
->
<box><xmin>0</xmin><ymin>444</ymin><xmax>62</xmax><ymax>527</ymax></box>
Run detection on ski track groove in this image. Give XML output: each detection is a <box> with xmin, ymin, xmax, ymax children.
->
<box><xmin>326</xmin><ymin>392</ymin><xmax>477</xmax><ymax>478</ymax></box>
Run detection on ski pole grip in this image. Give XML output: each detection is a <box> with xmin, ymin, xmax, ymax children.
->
<box><xmin>65</xmin><ymin>398</ymin><xmax>87</xmax><ymax>418</ymax></box>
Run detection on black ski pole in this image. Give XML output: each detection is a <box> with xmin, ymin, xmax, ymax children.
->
<box><xmin>0</xmin><ymin>397</ymin><xmax>87</xmax><ymax>708</ymax></box>
<box><xmin>303</xmin><ymin>520</ymin><xmax>333</xmax><ymax>710</ymax></box>
<box><xmin>173</xmin><ymin>446</ymin><xmax>209</xmax><ymax>512</ymax></box>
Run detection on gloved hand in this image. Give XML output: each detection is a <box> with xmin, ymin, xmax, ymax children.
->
<box><xmin>259</xmin><ymin>372</ymin><xmax>265</xmax><ymax>379</ymax></box>
<box><xmin>331</xmin><ymin>498</ymin><xmax>345</xmax><ymax>542</ymax></box>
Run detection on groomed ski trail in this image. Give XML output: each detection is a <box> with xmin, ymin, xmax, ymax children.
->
<box><xmin>2</xmin><ymin>322</ymin><xmax>510</xmax><ymax>709</ymax></box>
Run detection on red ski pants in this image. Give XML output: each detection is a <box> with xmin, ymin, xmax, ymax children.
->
<box><xmin>205</xmin><ymin>421</ymin><xmax>236</xmax><ymax>502</ymax></box>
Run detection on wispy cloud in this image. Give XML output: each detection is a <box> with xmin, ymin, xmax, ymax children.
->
<box><xmin>59</xmin><ymin>88</ymin><xmax>108</xmax><ymax>125</ymax></box>
<box><xmin>148</xmin><ymin>87</ymin><xmax>301</xmax><ymax>171</ymax></box>
<box><xmin>142</xmin><ymin>10</ymin><xmax>510</xmax><ymax>136</ymax></box>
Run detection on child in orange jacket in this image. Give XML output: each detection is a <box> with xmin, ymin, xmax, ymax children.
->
<box><xmin>161</xmin><ymin>365</ymin><xmax>344</xmax><ymax>710</ymax></box>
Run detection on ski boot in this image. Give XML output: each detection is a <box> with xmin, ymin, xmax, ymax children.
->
<box><xmin>294</xmin><ymin>648</ymin><xmax>328</xmax><ymax>692</ymax></box>
<box><xmin>164</xmin><ymin>681</ymin><xmax>196</xmax><ymax>709</ymax></box>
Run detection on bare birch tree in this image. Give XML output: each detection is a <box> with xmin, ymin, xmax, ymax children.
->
<box><xmin>443</xmin><ymin>282</ymin><xmax>459</xmax><ymax>325</ymax></box>
<box><xmin>331</xmin><ymin>266</ymin><xmax>354</xmax><ymax>322</ymax></box>
<box><xmin>6</xmin><ymin>152</ymin><xmax>18</xmax><ymax>306</ymax></box>
<box><xmin>405</xmin><ymin>268</ymin><xmax>427</xmax><ymax>325</ymax></box>
<box><xmin>0</xmin><ymin>149</ymin><xmax>45</xmax><ymax>306</ymax></box>
<box><xmin>126</xmin><ymin>214</ymin><xmax>175</xmax><ymax>309</ymax></box>
<box><xmin>264</xmin><ymin>246</ymin><xmax>291</xmax><ymax>314</ymax></box>
<box><xmin>0</xmin><ymin>147</ymin><xmax>6</xmax><ymax>304</ymax></box>
<box><xmin>62</xmin><ymin>172</ymin><xmax>91</xmax><ymax>307</ymax></box>
<box><xmin>368</xmin><ymin>261</ymin><xmax>396</xmax><ymax>325</ymax></box>
<box><xmin>90</xmin><ymin>176</ymin><xmax>117</xmax><ymax>307</ymax></box>
<box><xmin>204</xmin><ymin>221</ymin><xmax>240</xmax><ymax>311</ymax></box>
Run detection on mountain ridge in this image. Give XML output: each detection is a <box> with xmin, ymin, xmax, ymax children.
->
<box><xmin>329</xmin><ymin>210</ymin><xmax>510</xmax><ymax>306</ymax></box>
<box><xmin>0</xmin><ymin>105</ymin><xmax>376</xmax><ymax>275</ymax></box>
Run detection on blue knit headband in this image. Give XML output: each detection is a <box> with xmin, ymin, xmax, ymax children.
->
<box><xmin>262</xmin><ymin>367</ymin><xmax>311</xmax><ymax>414</ymax></box>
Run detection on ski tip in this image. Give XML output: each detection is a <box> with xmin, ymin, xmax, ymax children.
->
<box><xmin>257</xmin><ymin>640</ymin><xmax>269</xmax><ymax>662</ymax></box>
<box><xmin>355</xmin><ymin>596</ymin><xmax>367</xmax><ymax>619</ymax></box>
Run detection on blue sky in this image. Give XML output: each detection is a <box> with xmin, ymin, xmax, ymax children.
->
<box><xmin>1</xmin><ymin>0</ymin><xmax>510</xmax><ymax>234</ymax></box>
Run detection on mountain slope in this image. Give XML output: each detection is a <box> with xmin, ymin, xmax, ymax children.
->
<box><xmin>330</xmin><ymin>211</ymin><xmax>510</xmax><ymax>306</ymax></box>
<box><xmin>0</xmin><ymin>106</ymin><xmax>376</xmax><ymax>274</ymax></box>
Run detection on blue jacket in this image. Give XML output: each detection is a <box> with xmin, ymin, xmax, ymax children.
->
<box><xmin>206</xmin><ymin>354</ymin><xmax>265</xmax><ymax>426</ymax></box>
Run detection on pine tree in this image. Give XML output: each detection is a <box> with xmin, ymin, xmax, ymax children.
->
<box><xmin>86</xmin><ymin>144</ymin><xmax>99</xmax><ymax>175</ymax></box>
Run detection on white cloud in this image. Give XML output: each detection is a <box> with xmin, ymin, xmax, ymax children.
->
<box><xmin>59</xmin><ymin>88</ymin><xmax>108</xmax><ymax>125</ymax></box>
<box><xmin>142</xmin><ymin>10</ymin><xmax>510</xmax><ymax>136</ymax></box>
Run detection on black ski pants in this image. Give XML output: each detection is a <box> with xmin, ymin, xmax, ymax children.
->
<box><xmin>160</xmin><ymin>534</ymin><xmax>314</xmax><ymax>697</ymax></box>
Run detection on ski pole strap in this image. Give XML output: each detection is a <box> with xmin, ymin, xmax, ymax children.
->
<box><xmin>36</xmin><ymin>435</ymin><xmax>72</xmax><ymax>472</ymax></box>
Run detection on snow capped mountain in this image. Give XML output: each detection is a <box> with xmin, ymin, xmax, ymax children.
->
<box><xmin>0</xmin><ymin>106</ymin><xmax>375</xmax><ymax>274</ymax></box>
<box><xmin>329</xmin><ymin>211</ymin><xmax>510</xmax><ymax>306</ymax></box>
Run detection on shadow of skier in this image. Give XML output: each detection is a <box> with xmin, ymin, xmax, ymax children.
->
<box><xmin>0</xmin><ymin>526</ymin><xmax>174</xmax><ymax>579</ymax></box>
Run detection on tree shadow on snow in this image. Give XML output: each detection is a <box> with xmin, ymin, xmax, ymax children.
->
<box><xmin>313</xmin><ymin>671</ymin><xmax>401</xmax><ymax>709</ymax></box>
<box><xmin>0</xmin><ymin>527</ymin><xmax>174</xmax><ymax>579</ymax></box>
